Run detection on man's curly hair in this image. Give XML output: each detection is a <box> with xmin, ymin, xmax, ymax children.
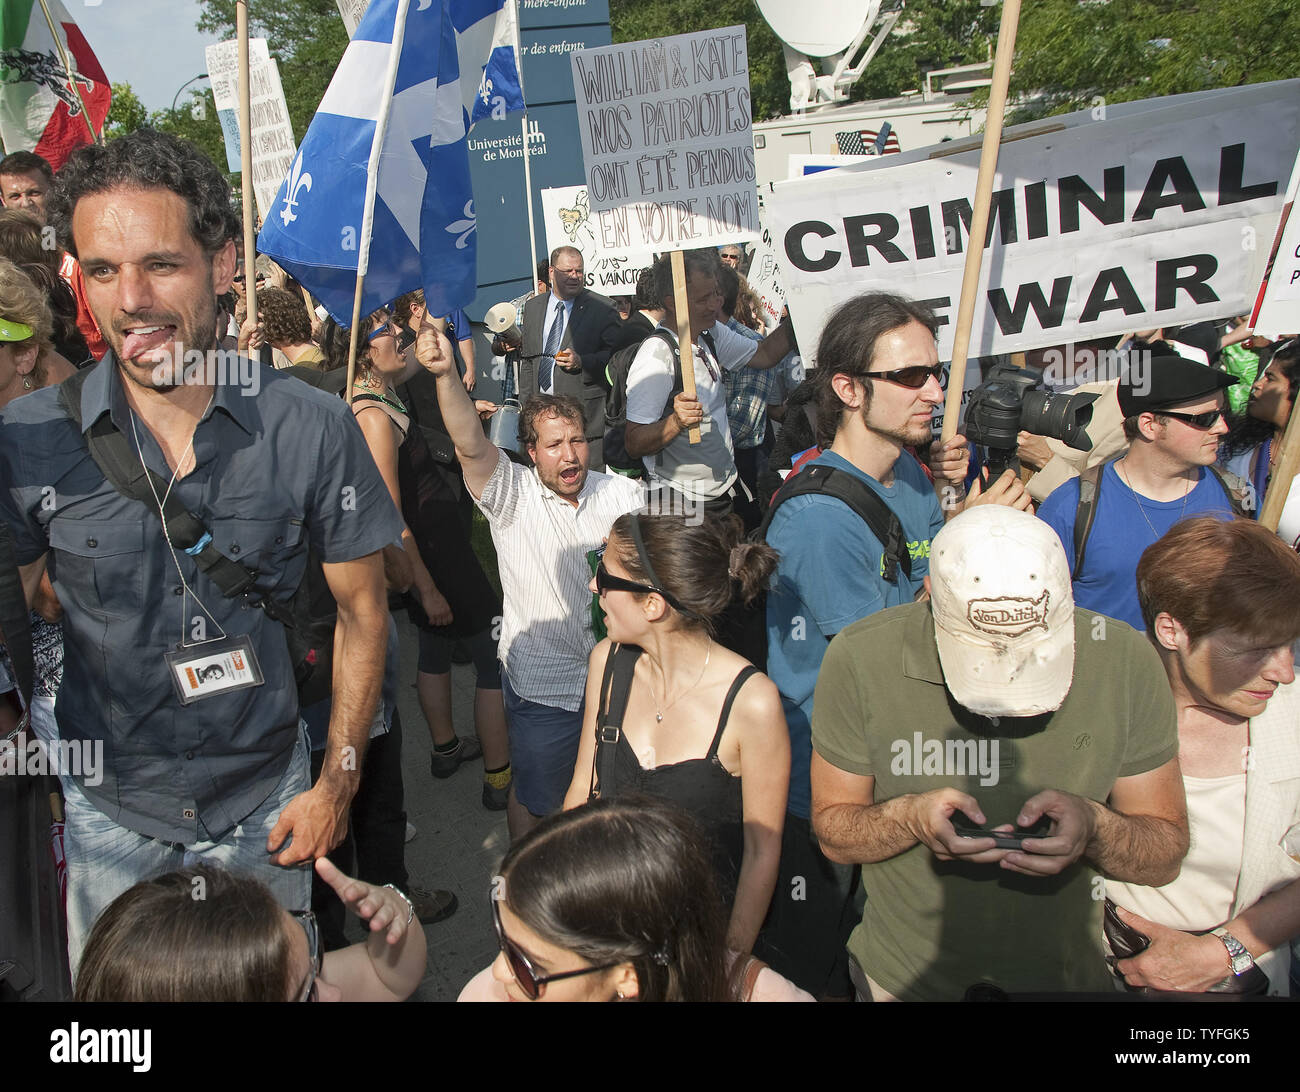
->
<box><xmin>256</xmin><ymin>287</ymin><xmax>313</xmax><ymax>348</ymax></box>
<box><xmin>49</xmin><ymin>128</ymin><xmax>240</xmax><ymax>259</ymax></box>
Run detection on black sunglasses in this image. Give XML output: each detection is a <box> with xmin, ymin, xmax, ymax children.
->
<box><xmin>860</xmin><ymin>363</ymin><xmax>946</xmax><ymax>389</ymax></box>
<box><xmin>492</xmin><ymin>899</ymin><xmax>619</xmax><ymax>1000</ymax></box>
<box><xmin>1160</xmin><ymin>409</ymin><xmax>1224</xmax><ymax>430</ymax></box>
<box><xmin>595</xmin><ymin>560</ymin><xmax>689</xmax><ymax>613</ymax></box>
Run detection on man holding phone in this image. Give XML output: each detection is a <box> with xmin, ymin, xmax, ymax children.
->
<box><xmin>810</xmin><ymin>506</ymin><xmax>1189</xmax><ymax>1001</ymax></box>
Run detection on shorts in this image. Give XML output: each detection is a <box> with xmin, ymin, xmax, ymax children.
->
<box><xmin>500</xmin><ymin>671</ymin><xmax>583</xmax><ymax>817</ymax></box>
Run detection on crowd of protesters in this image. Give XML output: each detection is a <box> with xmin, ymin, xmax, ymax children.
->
<box><xmin>1</xmin><ymin>130</ymin><xmax>1298</xmax><ymax>1004</ymax></box>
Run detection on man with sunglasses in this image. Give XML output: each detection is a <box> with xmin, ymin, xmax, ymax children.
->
<box><xmin>757</xmin><ymin>291</ymin><xmax>952</xmax><ymax>997</ymax></box>
<box><xmin>1037</xmin><ymin>355</ymin><xmax>1242</xmax><ymax>631</ymax></box>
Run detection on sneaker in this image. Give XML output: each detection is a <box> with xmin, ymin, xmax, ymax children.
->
<box><xmin>430</xmin><ymin>735</ymin><xmax>483</xmax><ymax>779</ymax></box>
<box><xmin>407</xmin><ymin>885</ymin><xmax>458</xmax><ymax>925</ymax></box>
<box><xmin>404</xmin><ymin>821</ymin><xmax>417</xmax><ymax>843</ymax></box>
<box><xmin>482</xmin><ymin>779</ymin><xmax>509</xmax><ymax>811</ymax></box>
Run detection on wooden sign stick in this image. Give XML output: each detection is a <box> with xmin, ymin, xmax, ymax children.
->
<box><xmin>670</xmin><ymin>249</ymin><xmax>701</xmax><ymax>445</ymax></box>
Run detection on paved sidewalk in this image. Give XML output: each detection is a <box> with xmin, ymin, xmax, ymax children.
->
<box><xmin>382</xmin><ymin>614</ymin><xmax>510</xmax><ymax>1002</ymax></box>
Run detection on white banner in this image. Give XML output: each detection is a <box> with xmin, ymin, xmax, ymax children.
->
<box><xmin>1250</xmin><ymin>146</ymin><xmax>1300</xmax><ymax>337</ymax></box>
<box><xmin>205</xmin><ymin>39</ymin><xmax>297</xmax><ymax>220</ymax></box>
<box><xmin>570</xmin><ymin>26</ymin><xmax>758</xmax><ymax>252</ymax></box>
<box><xmin>767</xmin><ymin>82</ymin><xmax>1300</xmax><ymax>363</ymax></box>
<box><xmin>540</xmin><ymin>185</ymin><xmax>654</xmax><ymax>293</ymax></box>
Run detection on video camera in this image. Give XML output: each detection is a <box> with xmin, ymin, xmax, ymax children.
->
<box><xmin>963</xmin><ymin>363</ymin><xmax>1098</xmax><ymax>480</ymax></box>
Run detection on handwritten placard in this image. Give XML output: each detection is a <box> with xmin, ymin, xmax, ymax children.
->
<box><xmin>570</xmin><ymin>26</ymin><xmax>758</xmax><ymax>252</ymax></box>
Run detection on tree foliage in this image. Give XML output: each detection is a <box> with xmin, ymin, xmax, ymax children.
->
<box><xmin>196</xmin><ymin>0</ymin><xmax>349</xmax><ymax>142</ymax></box>
<box><xmin>1007</xmin><ymin>0</ymin><xmax>1300</xmax><ymax>122</ymax></box>
<box><xmin>104</xmin><ymin>83</ymin><xmax>150</xmax><ymax>140</ymax></box>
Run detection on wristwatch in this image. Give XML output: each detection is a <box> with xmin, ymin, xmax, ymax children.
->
<box><xmin>1215</xmin><ymin>930</ymin><xmax>1256</xmax><ymax>976</ymax></box>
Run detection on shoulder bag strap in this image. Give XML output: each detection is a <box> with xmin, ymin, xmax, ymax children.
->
<box><xmin>590</xmin><ymin>644</ymin><xmax>641</xmax><ymax>799</ymax></box>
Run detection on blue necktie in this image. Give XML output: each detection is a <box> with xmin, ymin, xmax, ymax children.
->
<box><xmin>540</xmin><ymin>300</ymin><xmax>565</xmax><ymax>392</ymax></box>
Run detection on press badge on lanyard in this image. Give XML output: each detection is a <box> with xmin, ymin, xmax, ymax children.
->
<box><xmin>165</xmin><ymin>634</ymin><xmax>265</xmax><ymax>705</ymax></box>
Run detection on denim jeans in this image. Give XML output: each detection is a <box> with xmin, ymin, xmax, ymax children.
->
<box><xmin>63</xmin><ymin>723</ymin><xmax>313</xmax><ymax>977</ymax></box>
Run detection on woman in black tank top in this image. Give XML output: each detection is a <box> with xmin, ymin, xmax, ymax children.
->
<box><xmin>562</xmin><ymin>512</ymin><xmax>791</xmax><ymax>954</ymax></box>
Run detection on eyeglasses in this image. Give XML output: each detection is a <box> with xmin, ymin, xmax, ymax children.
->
<box><xmin>594</xmin><ymin>560</ymin><xmax>691</xmax><ymax>615</ymax></box>
<box><xmin>492</xmin><ymin>899</ymin><xmax>620</xmax><ymax>1000</ymax></box>
<box><xmin>1160</xmin><ymin>409</ymin><xmax>1224</xmax><ymax>430</ymax></box>
<box><xmin>366</xmin><ymin>321</ymin><xmax>401</xmax><ymax>344</ymax></box>
<box><xmin>289</xmin><ymin>909</ymin><xmax>323</xmax><ymax>1002</ymax></box>
<box><xmin>860</xmin><ymin>363</ymin><xmax>946</xmax><ymax>389</ymax></box>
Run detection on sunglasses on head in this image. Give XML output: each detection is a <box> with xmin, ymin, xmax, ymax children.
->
<box><xmin>492</xmin><ymin>899</ymin><xmax>619</xmax><ymax>1000</ymax></box>
<box><xmin>860</xmin><ymin>363</ymin><xmax>946</xmax><ymax>389</ymax></box>
<box><xmin>1159</xmin><ymin>408</ymin><xmax>1223</xmax><ymax>430</ymax></box>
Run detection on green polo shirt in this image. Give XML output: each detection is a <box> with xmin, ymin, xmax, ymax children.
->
<box><xmin>812</xmin><ymin>603</ymin><xmax>1179</xmax><ymax>1001</ymax></box>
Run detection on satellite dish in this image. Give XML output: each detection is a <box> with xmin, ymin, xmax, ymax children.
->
<box><xmin>754</xmin><ymin>0</ymin><xmax>879</xmax><ymax>58</ymax></box>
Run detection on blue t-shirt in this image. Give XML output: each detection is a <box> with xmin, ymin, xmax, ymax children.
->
<box><xmin>765</xmin><ymin>449</ymin><xmax>944</xmax><ymax>819</ymax></box>
<box><xmin>1037</xmin><ymin>462</ymin><xmax>1235</xmax><ymax>631</ymax></box>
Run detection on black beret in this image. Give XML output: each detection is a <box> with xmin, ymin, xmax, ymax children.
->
<box><xmin>1118</xmin><ymin>354</ymin><xmax>1237</xmax><ymax>417</ymax></box>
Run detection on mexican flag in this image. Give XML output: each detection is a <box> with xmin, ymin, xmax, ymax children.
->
<box><xmin>0</xmin><ymin>0</ymin><xmax>109</xmax><ymax>169</ymax></box>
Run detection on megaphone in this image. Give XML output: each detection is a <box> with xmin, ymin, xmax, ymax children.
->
<box><xmin>485</xmin><ymin>302</ymin><xmax>520</xmax><ymax>344</ymax></box>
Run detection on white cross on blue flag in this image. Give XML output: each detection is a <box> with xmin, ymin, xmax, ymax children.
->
<box><xmin>256</xmin><ymin>0</ymin><xmax>525</xmax><ymax>323</ymax></box>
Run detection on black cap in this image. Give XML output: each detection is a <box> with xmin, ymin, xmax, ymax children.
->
<box><xmin>1118</xmin><ymin>354</ymin><xmax>1237</xmax><ymax>417</ymax></box>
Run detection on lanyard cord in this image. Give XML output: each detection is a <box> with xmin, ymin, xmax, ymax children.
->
<box><xmin>129</xmin><ymin>399</ymin><xmax>227</xmax><ymax>646</ymax></box>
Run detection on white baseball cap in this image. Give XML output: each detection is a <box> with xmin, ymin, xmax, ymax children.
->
<box><xmin>929</xmin><ymin>506</ymin><xmax>1075</xmax><ymax>716</ymax></box>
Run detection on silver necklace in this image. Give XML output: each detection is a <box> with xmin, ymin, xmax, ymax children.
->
<box><xmin>648</xmin><ymin>640</ymin><xmax>711</xmax><ymax>723</ymax></box>
<box><xmin>1116</xmin><ymin>460</ymin><xmax>1191</xmax><ymax>541</ymax></box>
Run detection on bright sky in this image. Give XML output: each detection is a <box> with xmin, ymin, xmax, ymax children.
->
<box><xmin>76</xmin><ymin>0</ymin><xmax>223</xmax><ymax>112</ymax></box>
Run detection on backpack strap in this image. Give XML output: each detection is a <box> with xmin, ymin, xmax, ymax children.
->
<box><xmin>589</xmin><ymin>643</ymin><xmax>642</xmax><ymax>800</ymax></box>
<box><xmin>757</xmin><ymin>463</ymin><xmax>912</xmax><ymax>584</ymax></box>
<box><xmin>56</xmin><ymin>370</ymin><xmax>262</xmax><ymax>603</ymax></box>
<box><xmin>707</xmin><ymin>665</ymin><xmax>759</xmax><ymax>759</ymax></box>
<box><xmin>1208</xmin><ymin>465</ymin><xmax>1250</xmax><ymax>518</ymax></box>
<box><xmin>1072</xmin><ymin>461</ymin><xmax>1105</xmax><ymax>580</ymax></box>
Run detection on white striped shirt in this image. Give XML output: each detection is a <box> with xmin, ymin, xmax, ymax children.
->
<box><xmin>476</xmin><ymin>450</ymin><xmax>644</xmax><ymax>710</ymax></box>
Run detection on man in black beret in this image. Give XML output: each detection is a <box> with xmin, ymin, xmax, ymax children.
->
<box><xmin>1036</xmin><ymin>355</ymin><xmax>1245</xmax><ymax>630</ymax></box>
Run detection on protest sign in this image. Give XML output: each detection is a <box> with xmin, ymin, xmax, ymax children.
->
<box><xmin>206</xmin><ymin>38</ymin><xmax>297</xmax><ymax>219</ymax></box>
<box><xmin>206</xmin><ymin>37</ymin><xmax>269</xmax><ymax>173</ymax></box>
<box><xmin>767</xmin><ymin>81</ymin><xmax>1300</xmax><ymax>363</ymax></box>
<box><xmin>1250</xmin><ymin>146</ymin><xmax>1300</xmax><ymax>338</ymax></box>
<box><xmin>569</xmin><ymin>25</ymin><xmax>758</xmax><ymax>252</ymax></box>
<box><xmin>746</xmin><ymin>189</ymin><xmax>786</xmax><ymax>331</ymax></box>
<box><xmin>540</xmin><ymin>184</ymin><xmax>654</xmax><ymax>292</ymax></box>
<box><xmin>336</xmin><ymin>0</ymin><xmax>370</xmax><ymax>37</ymax></box>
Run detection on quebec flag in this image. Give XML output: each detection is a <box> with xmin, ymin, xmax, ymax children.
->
<box><xmin>257</xmin><ymin>0</ymin><xmax>525</xmax><ymax>323</ymax></box>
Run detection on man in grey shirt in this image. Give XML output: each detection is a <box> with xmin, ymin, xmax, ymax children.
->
<box><xmin>0</xmin><ymin>130</ymin><xmax>402</xmax><ymax>966</ymax></box>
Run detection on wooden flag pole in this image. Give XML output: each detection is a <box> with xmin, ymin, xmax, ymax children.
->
<box><xmin>670</xmin><ymin>250</ymin><xmax>701</xmax><ymax>445</ymax></box>
<box><xmin>1260</xmin><ymin>404</ymin><xmax>1300</xmax><ymax>532</ymax></box>
<box><xmin>939</xmin><ymin>0</ymin><xmax>1022</xmax><ymax>444</ymax></box>
<box><xmin>36</xmin><ymin>0</ymin><xmax>101</xmax><ymax>145</ymax></box>
<box><xmin>237</xmin><ymin>2</ymin><xmax>259</xmax><ymax>334</ymax></box>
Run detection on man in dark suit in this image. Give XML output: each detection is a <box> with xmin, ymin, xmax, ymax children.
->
<box><xmin>516</xmin><ymin>246</ymin><xmax>630</xmax><ymax>470</ymax></box>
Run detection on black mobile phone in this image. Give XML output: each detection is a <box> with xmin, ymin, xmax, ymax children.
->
<box><xmin>949</xmin><ymin>810</ymin><xmax>1053</xmax><ymax>849</ymax></box>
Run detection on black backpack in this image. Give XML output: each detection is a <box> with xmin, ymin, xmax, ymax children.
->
<box><xmin>717</xmin><ymin>460</ymin><xmax>914</xmax><ymax>670</ymax></box>
<box><xmin>603</xmin><ymin>327</ymin><xmax>717</xmax><ymax>473</ymax></box>
<box><xmin>56</xmin><ymin>368</ymin><xmax>337</xmax><ymax>707</ymax></box>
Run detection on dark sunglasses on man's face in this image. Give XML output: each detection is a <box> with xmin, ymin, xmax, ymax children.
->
<box><xmin>492</xmin><ymin>899</ymin><xmax>619</xmax><ymax>1000</ymax></box>
<box><xmin>860</xmin><ymin>363</ymin><xmax>946</xmax><ymax>389</ymax></box>
<box><xmin>1160</xmin><ymin>409</ymin><xmax>1224</xmax><ymax>430</ymax></box>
